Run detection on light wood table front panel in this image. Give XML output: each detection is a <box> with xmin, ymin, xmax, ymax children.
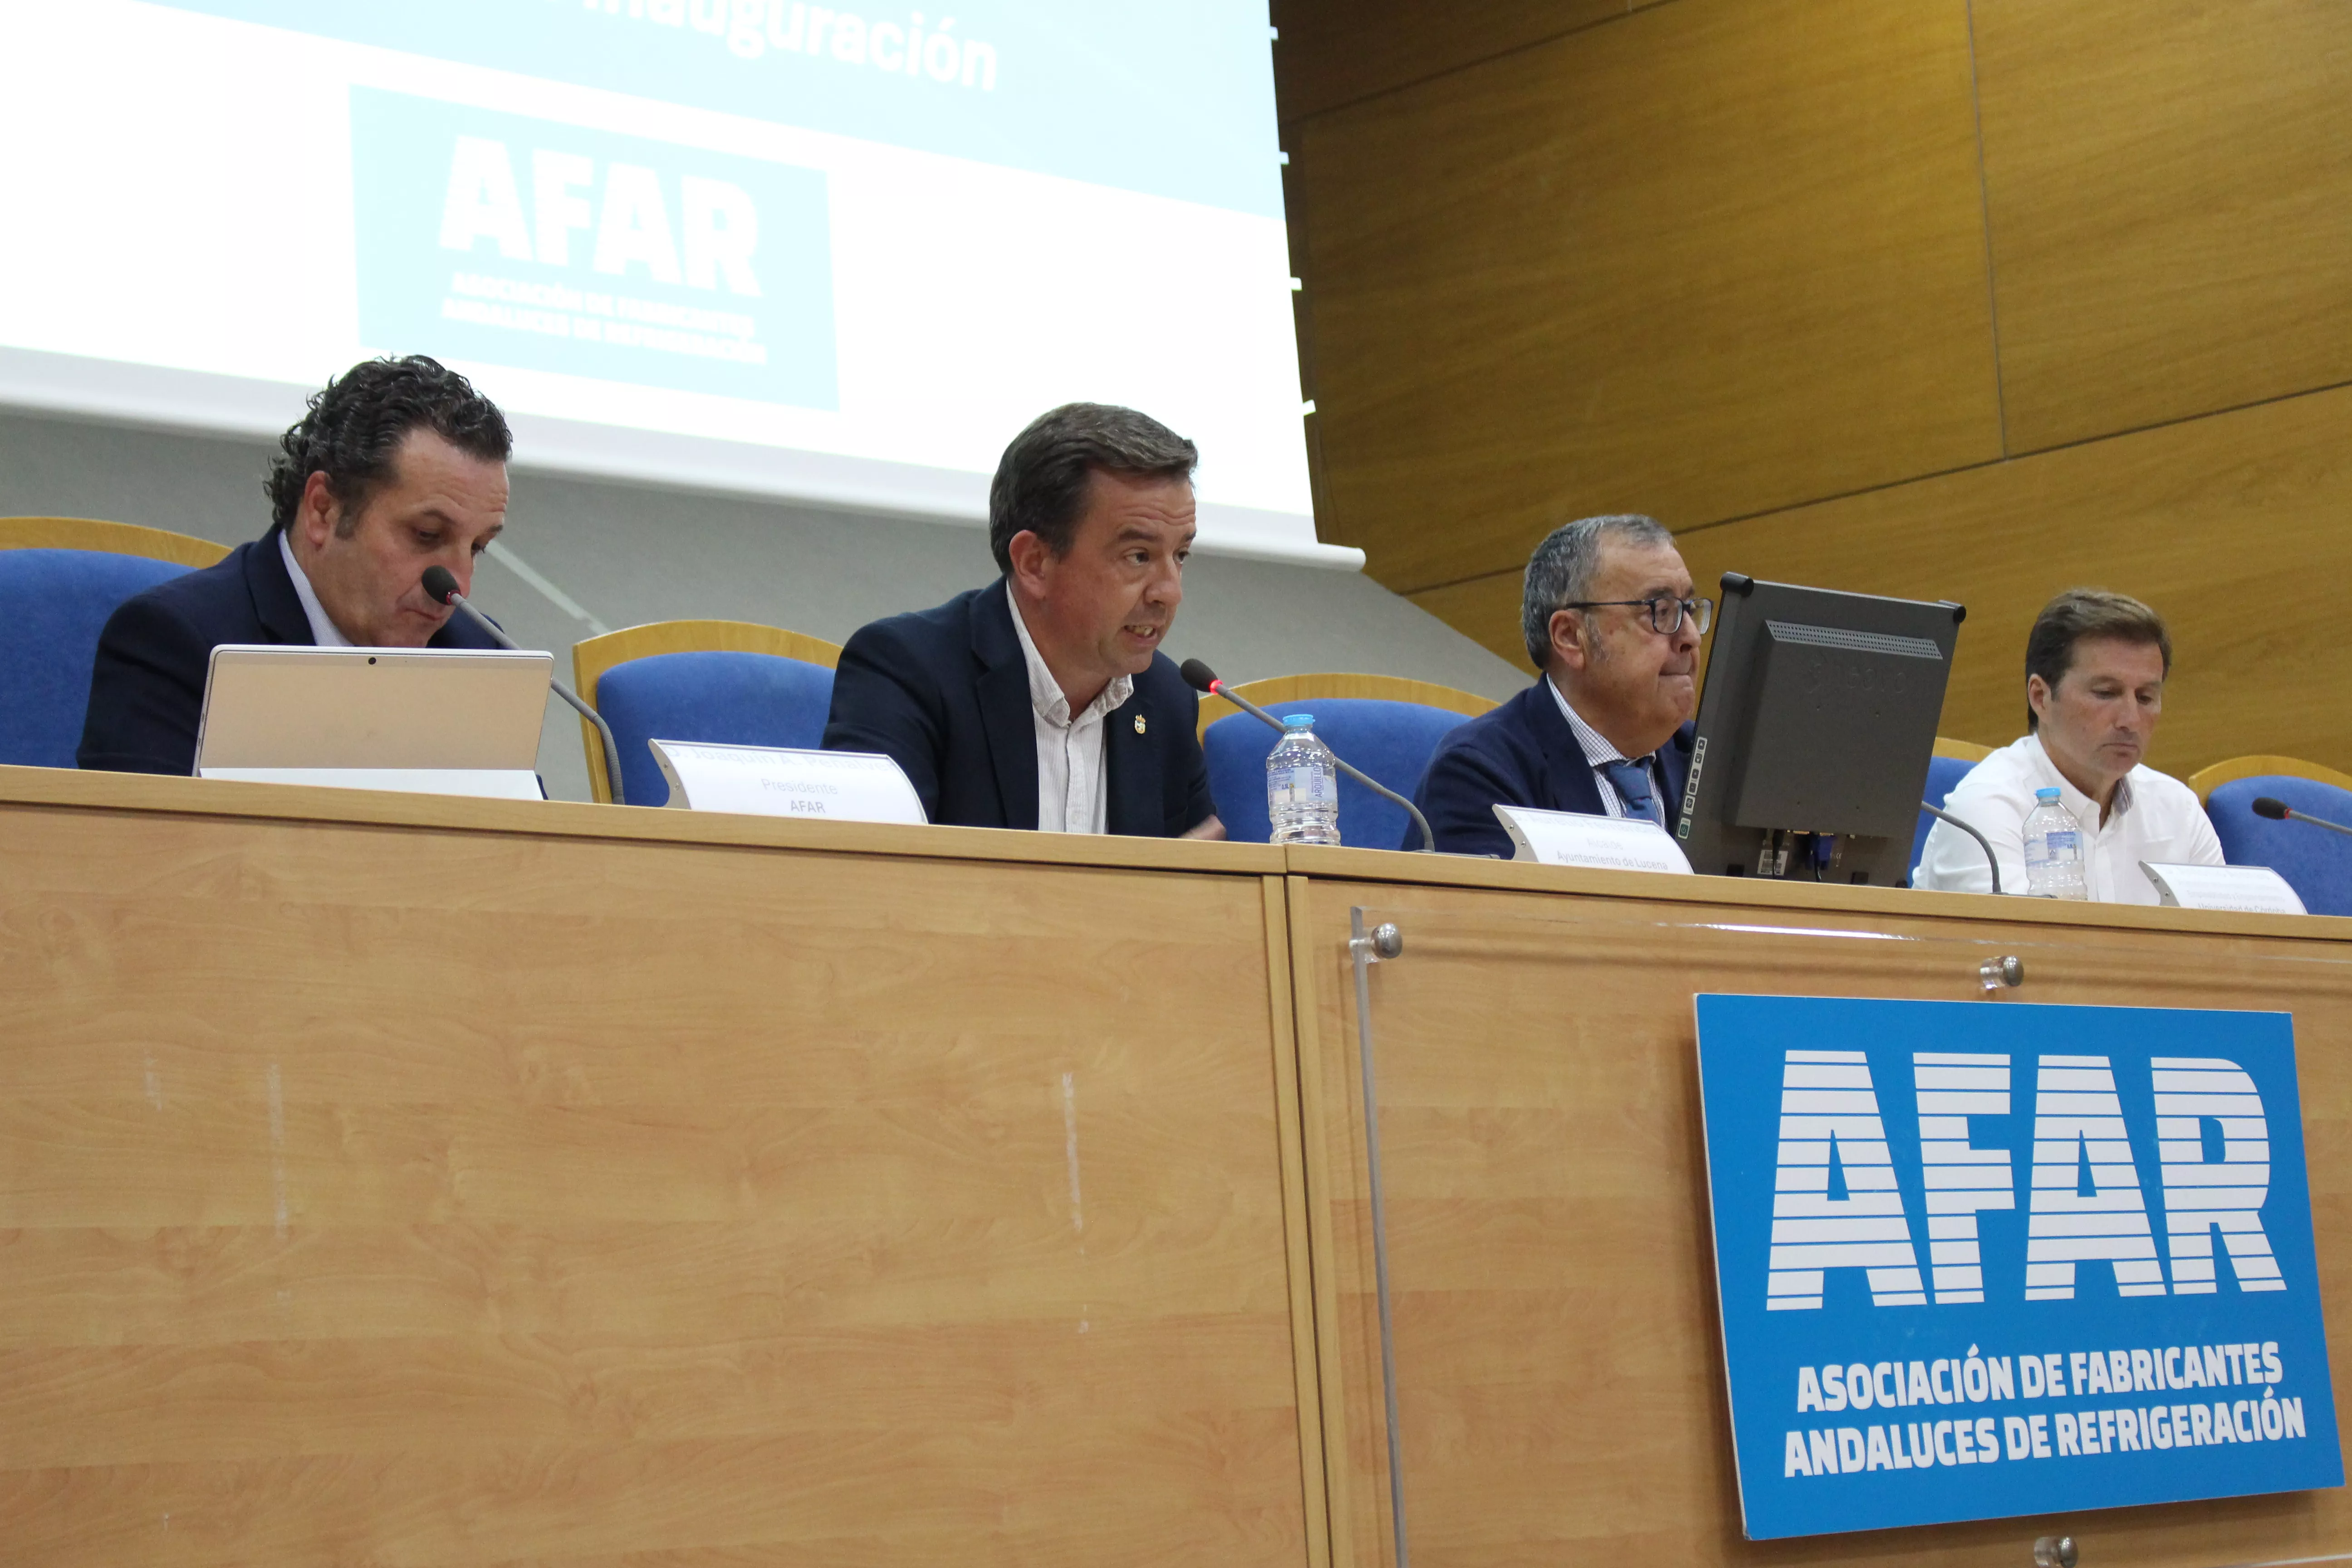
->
<box><xmin>1287</xmin><ymin>860</ymin><xmax>2352</xmax><ymax>1566</ymax></box>
<box><xmin>0</xmin><ymin>777</ymin><xmax>1315</xmax><ymax>1567</ymax></box>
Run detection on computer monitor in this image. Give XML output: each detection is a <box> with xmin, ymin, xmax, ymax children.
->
<box><xmin>1672</xmin><ymin>575</ymin><xmax>1964</xmax><ymax>885</ymax></box>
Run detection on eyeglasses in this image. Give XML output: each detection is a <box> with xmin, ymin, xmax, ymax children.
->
<box><xmin>1559</xmin><ymin>595</ymin><xmax>1714</xmax><ymax>636</ymax></box>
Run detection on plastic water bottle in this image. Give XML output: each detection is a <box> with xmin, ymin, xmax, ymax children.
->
<box><xmin>2022</xmin><ymin>786</ymin><xmax>2088</xmax><ymax>900</ymax></box>
<box><xmin>1267</xmin><ymin>714</ymin><xmax>1341</xmax><ymax>846</ymax></box>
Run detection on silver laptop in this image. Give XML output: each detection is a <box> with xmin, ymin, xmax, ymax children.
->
<box><xmin>194</xmin><ymin>645</ymin><xmax>552</xmax><ymax>799</ymax></box>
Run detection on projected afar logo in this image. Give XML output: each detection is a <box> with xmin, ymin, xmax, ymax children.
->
<box><xmin>349</xmin><ymin>88</ymin><xmax>838</xmax><ymax>409</ymax></box>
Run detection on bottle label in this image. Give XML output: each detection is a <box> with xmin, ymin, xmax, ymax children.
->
<box><xmin>1269</xmin><ymin>766</ymin><xmax>1336</xmax><ymax>809</ymax></box>
<box><xmin>2043</xmin><ymin>829</ymin><xmax>2080</xmax><ymax>856</ymax></box>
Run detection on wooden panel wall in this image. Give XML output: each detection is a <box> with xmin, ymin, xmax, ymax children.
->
<box><xmin>1282</xmin><ymin>0</ymin><xmax>2001</xmax><ymax>597</ymax></box>
<box><xmin>1279</xmin><ymin>0</ymin><xmax>2352</xmax><ymax>771</ymax></box>
<box><xmin>1272</xmin><ymin>1</ymin><xmax>1644</xmax><ymax>123</ymax></box>
<box><xmin>1974</xmin><ymin>0</ymin><xmax>2352</xmax><ymax>452</ymax></box>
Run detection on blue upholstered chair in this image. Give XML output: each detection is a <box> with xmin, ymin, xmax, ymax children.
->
<box><xmin>0</xmin><ymin>518</ymin><xmax>229</xmax><ymax>769</ymax></box>
<box><xmin>574</xmin><ymin>620</ymin><xmax>843</xmax><ymax>807</ymax></box>
<box><xmin>1908</xmin><ymin>741</ymin><xmax>1992</xmax><ymax>883</ymax></box>
<box><xmin>2194</xmin><ymin>758</ymin><xmax>2352</xmax><ymax>917</ymax></box>
<box><xmin>1199</xmin><ymin>676</ymin><xmax>1496</xmax><ymax>850</ymax></box>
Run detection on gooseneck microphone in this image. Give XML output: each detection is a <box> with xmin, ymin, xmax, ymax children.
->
<box><xmin>1181</xmin><ymin>658</ymin><xmax>1437</xmax><ymax>853</ymax></box>
<box><xmin>2253</xmin><ymin>795</ymin><xmax>2352</xmax><ymax>838</ymax></box>
<box><xmin>1918</xmin><ymin>800</ymin><xmax>2002</xmax><ymax>896</ymax></box>
<box><xmin>421</xmin><ymin>566</ymin><xmax>629</xmax><ymax>806</ymax></box>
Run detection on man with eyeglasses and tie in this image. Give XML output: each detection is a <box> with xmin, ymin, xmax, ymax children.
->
<box><xmin>1412</xmin><ymin>514</ymin><xmax>1710</xmax><ymax>856</ymax></box>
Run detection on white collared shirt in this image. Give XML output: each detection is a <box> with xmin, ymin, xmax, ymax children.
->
<box><xmin>1915</xmin><ymin>731</ymin><xmax>2224</xmax><ymax>902</ymax></box>
<box><xmin>1548</xmin><ymin>676</ymin><xmax>1663</xmax><ymax>821</ymax></box>
<box><xmin>1007</xmin><ymin>582</ymin><xmax>1132</xmax><ymax>835</ymax></box>
<box><xmin>278</xmin><ymin>528</ymin><xmax>353</xmax><ymax>647</ymax></box>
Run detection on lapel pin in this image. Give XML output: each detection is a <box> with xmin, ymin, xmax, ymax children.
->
<box><xmin>1133</xmin><ymin>713</ymin><xmax>1148</xmax><ymax>735</ymax></box>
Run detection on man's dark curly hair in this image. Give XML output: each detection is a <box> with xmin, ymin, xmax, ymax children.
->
<box><xmin>266</xmin><ymin>356</ymin><xmax>512</xmax><ymax>536</ymax></box>
<box><xmin>986</xmin><ymin>402</ymin><xmax>1196</xmax><ymax>573</ymax></box>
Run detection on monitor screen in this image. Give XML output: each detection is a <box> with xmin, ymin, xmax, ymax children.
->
<box><xmin>0</xmin><ymin>1</ymin><xmax>1330</xmax><ymax>559</ymax></box>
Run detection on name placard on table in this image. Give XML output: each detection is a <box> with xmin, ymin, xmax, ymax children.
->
<box><xmin>2141</xmin><ymin>861</ymin><xmax>2308</xmax><ymax>916</ymax></box>
<box><xmin>1695</xmin><ymin>995</ymin><xmax>2341</xmax><ymax>1539</ymax></box>
<box><xmin>649</xmin><ymin>740</ymin><xmax>925</xmax><ymax>823</ymax></box>
<box><xmin>1492</xmin><ymin>804</ymin><xmax>1693</xmax><ymax>874</ymax></box>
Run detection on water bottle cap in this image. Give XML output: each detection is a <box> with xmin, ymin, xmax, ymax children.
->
<box><xmin>1283</xmin><ymin>713</ymin><xmax>1315</xmax><ymax>728</ymax></box>
<box><xmin>2036</xmin><ymin>787</ymin><xmax>2061</xmax><ymax>803</ymax></box>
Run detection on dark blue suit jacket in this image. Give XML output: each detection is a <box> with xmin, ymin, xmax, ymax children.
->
<box><xmin>1411</xmin><ymin>677</ymin><xmax>1696</xmax><ymax>858</ymax></box>
<box><xmin>822</xmin><ymin>581</ymin><xmax>1216</xmax><ymax>836</ymax></box>
<box><xmin>76</xmin><ymin>526</ymin><xmax>500</xmax><ymax>776</ymax></box>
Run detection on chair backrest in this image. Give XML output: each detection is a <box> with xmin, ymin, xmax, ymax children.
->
<box><xmin>1909</xmin><ymin>741</ymin><xmax>1990</xmax><ymax>881</ymax></box>
<box><xmin>2186</xmin><ymin>754</ymin><xmax>2352</xmax><ymax>804</ymax></box>
<box><xmin>1206</xmin><ymin>696</ymin><xmax>1482</xmax><ymax>848</ymax></box>
<box><xmin>573</xmin><ymin>619</ymin><xmax>843</xmax><ymax>805</ymax></box>
<box><xmin>0</xmin><ymin>548</ymin><xmax>203</xmax><ymax>767</ymax></box>
<box><xmin>0</xmin><ymin>515</ymin><xmax>229</xmax><ymax>568</ymax></box>
<box><xmin>1194</xmin><ymin>671</ymin><xmax>1496</xmax><ymax>740</ymax></box>
<box><xmin>2201</xmin><ymin>765</ymin><xmax>2352</xmax><ymax>918</ymax></box>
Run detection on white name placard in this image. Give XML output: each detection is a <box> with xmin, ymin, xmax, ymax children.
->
<box><xmin>198</xmin><ymin>766</ymin><xmax>545</xmax><ymax>801</ymax></box>
<box><xmin>2140</xmin><ymin>860</ymin><xmax>2308</xmax><ymax>916</ymax></box>
<box><xmin>649</xmin><ymin>740</ymin><xmax>926</xmax><ymax>824</ymax></box>
<box><xmin>1494</xmin><ymin>804</ymin><xmax>1694</xmax><ymax>875</ymax></box>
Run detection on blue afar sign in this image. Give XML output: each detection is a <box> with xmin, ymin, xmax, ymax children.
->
<box><xmin>1695</xmin><ymin>995</ymin><xmax>2341</xmax><ymax>1539</ymax></box>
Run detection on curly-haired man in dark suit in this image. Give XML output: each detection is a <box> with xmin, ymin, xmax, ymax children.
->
<box><xmin>78</xmin><ymin>355</ymin><xmax>513</xmax><ymax>775</ymax></box>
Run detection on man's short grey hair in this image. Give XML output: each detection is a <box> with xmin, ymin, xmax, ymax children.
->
<box><xmin>1519</xmin><ymin>513</ymin><xmax>1675</xmax><ymax>668</ymax></box>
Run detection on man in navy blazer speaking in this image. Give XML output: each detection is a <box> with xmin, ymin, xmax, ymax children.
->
<box><xmin>823</xmin><ymin>403</ymin><xmax>1223</xmax><ymax>838</ymax></box>
<box><xmin>77</xmin><ymin>356</ymin><xmax>511</xmax><ymax>776</ymax></box>
<box><xmin>1412</xmin><ymin>514</ymin><xmax>1708</xmax><ymax>858</ymax></box>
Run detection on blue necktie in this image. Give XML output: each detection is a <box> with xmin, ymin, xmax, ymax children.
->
<box><xmin>1600</xmin><ymin>759</ymin><xmax>1663</xmax><ymax>825</ymax></box>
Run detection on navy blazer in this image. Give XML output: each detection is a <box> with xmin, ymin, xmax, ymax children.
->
<box><xmin>1411</xmin><ymin>677</ymin><xmax>1696</xmax><ymax>858</ymax></box>
<box><xmin>822</xmin><ymin>581</ymin><xmax>1216</xmax><ymax>836</ymax></box>
<box><xmin>76</xmin><ymin>526</ymin><xmax>501</xmax><ymax>776</ymax></box>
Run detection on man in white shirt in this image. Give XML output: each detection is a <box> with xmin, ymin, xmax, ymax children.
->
<box><xmin>1916</xmin><ymin>588</ymin><xmax>2222</xmax><ymax>901</ymax></box>
<box><xmin>824</xmin><ymin>403</ymin><xmax>1224</xmax><ymax>838</ymax></box>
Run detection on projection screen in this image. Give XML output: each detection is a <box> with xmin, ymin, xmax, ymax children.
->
<box><xmin>0</xmin><ymin>0</ymin><xmax>1348</xmax><ymax>564</ymax></box>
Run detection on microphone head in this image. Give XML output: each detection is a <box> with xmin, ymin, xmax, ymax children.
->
<box><xmin>2252</xmin><ymin>795</ymin><xmax>2290</xmax><ymax>821</ymax></box>
<box><xmin>1178</xmin><ymin>657</ymin><xmax>1220</xmax><ymax>693</ymax></box>
<box><xmin>420</xmin><ymin>565</ymin><xmax>461</xmax><ymax>606</ymax></box>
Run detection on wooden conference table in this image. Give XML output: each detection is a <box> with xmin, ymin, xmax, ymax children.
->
<box><xmin>2</xmin><ymin>764</ymin><xmax>2349</xmax><ymax>1568</ymax></box>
